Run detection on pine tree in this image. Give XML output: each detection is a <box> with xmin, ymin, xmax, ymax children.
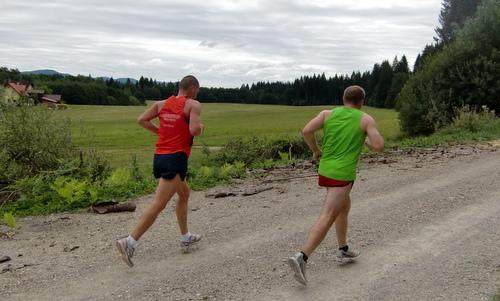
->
<box><xmin>435</xmin><ymin>0</ymin><xmax>483</xmax><ymax>43</ymax></box>
<box><xmin>395</xmin><ymin>55</ymin><xmax>410</xmax><ymax>73</ymax></box>
<box><xmin>373</xmin><ymin>60</ymin><xmax>393</xmax><ymax>107</ymax></box>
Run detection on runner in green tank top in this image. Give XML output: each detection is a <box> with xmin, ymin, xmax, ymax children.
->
<box><xmin>288</xmin><ymin>85</ymin><xmax>385</xmax><ymax>286</ymax></box>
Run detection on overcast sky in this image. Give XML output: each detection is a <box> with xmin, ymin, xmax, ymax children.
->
<box><xmin>0</xmin><ymin>0</ymin><xmax>442</xmax><ymax>87</ymax></box>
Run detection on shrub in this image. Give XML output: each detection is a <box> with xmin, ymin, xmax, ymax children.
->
<box><xmin>215</xmin><ymin>135</ymin><xmax>310</xmax><ymax>165</ymax></box>
<box><xmin>51</xmin><ymin>177</ymin><xmax>98</xmax><ymax>208</ymax></box>
<box><xmin>0</xmin><ymin>101</ymin><xmax>156</xmax><ymax>217</ymax></box>
<box><xmin>0</xmin><ymin>101</ymin><xmax>74</xmax><ymax>184</ymax></box>
<box><xmin>452</xmin><ymin>105</ymin><xmax>496</xmax><ymax>132</ymax></box>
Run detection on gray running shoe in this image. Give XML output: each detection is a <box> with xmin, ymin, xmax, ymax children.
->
<box><xmin>116</xmin><ymin>237</ymin><xmax>134</xmax><ymax>267</ymax></box>
<box><xmin>180</xmin><ymin>233</ymin><xmax>202</xmax><ymax>253</ymax></box>
<box><xmin>287</xmin><ymin>252</ymin><xmax>307</xmax><ymax>285</ymax></box>
<box><xmin>336</xmin><ymin>248</ymin><xmax>360</xmax><ymax>262</ymax></box>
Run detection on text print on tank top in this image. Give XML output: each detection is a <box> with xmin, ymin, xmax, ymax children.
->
<box><xmin>155</xmin><ymin>96</ymin><xmax>193</xmax><ymax>156</ymax></box>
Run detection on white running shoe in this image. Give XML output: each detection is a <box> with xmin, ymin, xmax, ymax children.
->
<box><xmin>287</xmin><ymin>252</ymin><xmax>307</xmax><ymax>285</ymax></box>
<box><xmin>336</xmin><ymin>248</ymin><xmax>360</xmax><ymax>263</ymax></box>
<box><xmin>116</xmin><ymin>237</ymin><xmax>135</xmax><ymax>267</ymax></box>
<box><xmin>180</xmin><ymin>233</ymin><xmax>202</xmax><ymax>253</ymax></box>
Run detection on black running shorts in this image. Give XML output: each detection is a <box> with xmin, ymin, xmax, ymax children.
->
<box><xmin>153</xmin><ymin>152</ymin><xmax>188</xmax><ymax>181</ymax></box>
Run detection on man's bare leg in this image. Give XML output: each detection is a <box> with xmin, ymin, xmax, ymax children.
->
<box><xmin>175</xmin><ymin>180</ymin><xmax>189</xmax><ymax>235</ymax></box>
<box><xmin>301</xmin><ymin>184</ymin><xmax>352</xmax><ymax>256</ymax></box>
<box><xmin>335</xmin><ymin>195</ymin><xmax>351</xmax><ymax>248</ymax></box>
<box><xmin>131</xmin><ymin>175</ymin><xmax>181</xmax><ymax>240</ymax></box>
<box><xmin>175</xmin><ymin>180</ymin><xmax>202</xmax><ymax>252</ymax></box>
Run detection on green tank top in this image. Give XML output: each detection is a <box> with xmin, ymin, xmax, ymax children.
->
<box><xmin>318</xmin><ymin>107</ymin><xmax>365</xmax><ymax>181</ymax></box>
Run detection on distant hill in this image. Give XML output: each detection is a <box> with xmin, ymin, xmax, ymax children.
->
<box><xmin>22</xmin><ymin>69</ymin><xmax>68</xmax><ymax>76</ymax></box>
<box><xmin>116</xmin><ymin>78</ymin><xmax>138</xmax><ymax>84</ymax></box>
<box><xmin>22</xmin><ymin>69</ymin><xmax>138</xmax><ymax>84</ymax></box>
<box><xmin>97</xmin><ymin>77</ymin><xmax>138</xmax><ymax>84</ymax></box>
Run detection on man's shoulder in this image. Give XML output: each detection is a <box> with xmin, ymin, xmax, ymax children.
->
<box><xmin>186</xmin><ymin>99</ymin><xmax>201</xmax><ymax>111</ymax></box>
<box><xmin>361</xmin><ymin>112</ymin><xmax>375</xmax><ymax>122</ymax></box>
<box><xmin>153</xmin><ymin>100</ymin><xmax>166</xmax><ymax>112</ymax></box>
<box><xmin>185</xmin><ymin>98</ymin><xmax>201</xmax><ymax>106</ymax></box>
<box><xmin>320</xmin><ymin>109</ymin><xmax>333</xmax><ymax>117</ymax></box>
<box><xmin>360</xmin><ymin>112</ymin><xmax>376</xmax><ymax>131</ymax></box>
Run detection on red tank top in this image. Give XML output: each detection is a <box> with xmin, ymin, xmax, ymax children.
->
<box><xmin>155</xmin><ymin>96</ymin><xmax>193</xmax><ymax>156</ymax></box>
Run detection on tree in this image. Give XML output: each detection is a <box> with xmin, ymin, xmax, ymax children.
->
<box><xmin>435</xmin><ymin>0</ymin><xmax>483</xmax><ymax>43</ymax></box>
<box><xmin>413</xmin><ymin>43</ymin><xmax>444</xmax><ymax>71</ymax></box>
<box><xmin>372</xmin><ymin>60</ymin><xmax>393</xmax><ymax>107</ymax></box>
<box><xmin>395</xmin><ymin>55</ymin><xmax>410</xmax><ymax>73</ymax></box>
<box><xmin>398</xmin><ymin>0</ymin><xmax>500</xmax><ymax>136</ymax></box>
<box><xmin>385</xmin><ymin>73</ymin><xmax>409</xmax><ymax>108</ymax></box>
<box><xmin>413</xmin><ymin>54</ymin><xmax>422</xmax><ymax>72</ymax></box>
<box><xmin>367</xmin><ymin>63</ymin><xmax>381</xmax><ymax>106</ymax></box>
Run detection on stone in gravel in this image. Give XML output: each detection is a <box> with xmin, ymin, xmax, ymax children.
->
<box><xmin>63</xmin><ymin>246</ymin><xmax>79</xmax><ymax>252</ymax></box>
<box><xmin>1</xmin><ymin>264</ymin><xmax>13</xmax><ymax>273</ymax></box>
<box><xmin>0</xmin><ymin>256</ymin><xmax>11</xmax><ymax>263</ymax></box>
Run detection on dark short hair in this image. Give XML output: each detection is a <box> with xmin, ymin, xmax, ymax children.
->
<box><xmin>343</xmin><ymin>85</ymin><xmax>365</xmax><ymax>104</ymax></box>
<box><xmin>179</xmin><ymin>75</ymin><xmax>200</xmax><ymax>90</ymax></box>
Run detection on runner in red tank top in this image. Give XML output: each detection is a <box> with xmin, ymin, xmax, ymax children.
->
<box><xmin>116</xmin><ymin>75</ymin><xmax>204</xmax><ymax>267</ymax></box>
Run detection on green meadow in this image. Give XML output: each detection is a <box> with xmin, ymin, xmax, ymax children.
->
<box><xmin>59</xmin><ymin>103</ymin><xmax>401</xmax><ymax>170</ymax></box>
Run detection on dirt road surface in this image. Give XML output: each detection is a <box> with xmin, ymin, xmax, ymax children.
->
<box><xmin>1</xmin><ymin>144</ymin><xmax>500</xmax><ymax>300</ymax></box>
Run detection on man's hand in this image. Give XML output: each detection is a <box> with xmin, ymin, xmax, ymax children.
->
<box><xmin>303</xmin><ymin>110</ymin><xmax>329</xmax><ymax>161</ymax></box>
<box><xmin>313</xmin><ymin>151</ymin><xmax>322</xmax><ymax>162</ymax></box>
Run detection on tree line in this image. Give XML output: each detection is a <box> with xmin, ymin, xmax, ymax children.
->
<box><xmin>0</xmin><ymin>54</ymin><xmax>411</xmax><ymax>108</ymax></box>
<box><xmin>198</xmin><ymin>55</ymin><xmax>410</xmax><ymax>108</ymax></box>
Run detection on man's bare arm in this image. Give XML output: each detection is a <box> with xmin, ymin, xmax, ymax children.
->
<box><xmin>302</xmin><ymin>110</ymin><xmax>328</xmax><ymax>161</ymax></box>
<box><xmin>137</xmin><ymin>102</ymin><xmax>160</xmax><ymax>134</ymax></box>
<box><xmin>363</xmin><ymin>115</ymin><xmax>384</xmax><ymax>152</ymax></box>
<box><xmin>188</xmin><ymin>100</ymin><xmax>203</xmax><ymax>136</ymax></box>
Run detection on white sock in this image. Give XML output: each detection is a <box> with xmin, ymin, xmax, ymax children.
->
<box><xmin>127</xmin><ymin>235</ymin><xmax>137</xmax><ymax>249</ymax></box>
<box><xmin>181</xmin><ymin>232</ymin><xmax>192</xmax><ymax>242</ymax></box>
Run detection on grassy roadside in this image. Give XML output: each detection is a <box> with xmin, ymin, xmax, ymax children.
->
<box><xmin>2</xmin><ymin>103</ymin><xmax>499</xmax><ymax>219</ymax></box>
<box><xmin>492</xmin><ymin>292</ymin><xmax>500</xmax><ymax>301</ymax></box>
<box><xmin>386</xmin><ymin>119</ymin><xmax>500</xmax><ymax>150</ymax></box>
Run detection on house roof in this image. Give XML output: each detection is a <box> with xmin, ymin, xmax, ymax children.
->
<box><xmin>42</xmin><ymin>94</ymin><xmax>61</xmax><ymax>103</ymax></box>
<box><xmin>5</xmin><ymin>82</ymin><xmax>28</xmax><ymax>95</ymax></box>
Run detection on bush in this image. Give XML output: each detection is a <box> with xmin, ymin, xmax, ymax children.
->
<box><xmin>397</xmin><ymin>0</ymin><xmax>500</xmax><ymax>136</ymax></box>
<box><xmin>2</xmin><ymin>156</ymin><xmax>157</xmax><ymax>217</ymax></box>
<box><xmin>0</xmin><ymin>101</ymin><xmax>74</xmax><ymax>184</ymax></box>
<box><xmin>214</xmin><ymin>135</ymin><xmax>311</xmax><ymax>165</ymax></box>
<box><xmin>0</xmin><ymin>101</ymin><xmax>155</xmax><ymax>216</ymax></box>
<box><xmin>452</xmin><ymin>105</ymin><xmax>496</xmax><ymax>132</ymax></box>
<box><xmin>51</xmin><ymin>177</ymin><xmax>98</xmax><ymax>208</ymax></box>
<box><xmin>186</xmin><ymin>135</ymin><xmax>314</xmax><ymax>190</ymax></box>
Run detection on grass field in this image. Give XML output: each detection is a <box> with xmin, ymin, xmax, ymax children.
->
<box><xmin>58</xmin><ymin>103</ymin><xmax>400</xmax><ymax>170</ymax></box>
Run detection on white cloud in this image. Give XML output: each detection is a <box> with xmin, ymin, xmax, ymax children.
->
<box><xmin>0</xmin><ymin>0</ymin><xmax>442</xmax><ymax>87</ymax></box>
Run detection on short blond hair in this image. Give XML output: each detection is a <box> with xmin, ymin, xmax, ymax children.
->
<box><xmin>343</xmin><ymin>85</ymin><xmax>365</xmax><ymax>104</ymax></box>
